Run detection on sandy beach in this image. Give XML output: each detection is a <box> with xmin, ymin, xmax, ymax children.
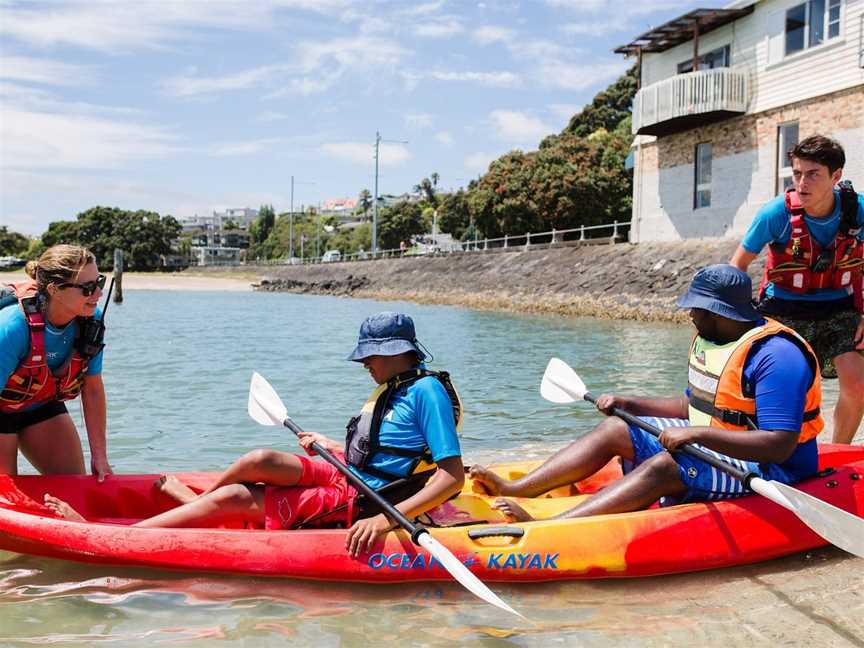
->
<box><xmin>2</xmin><ymin>271</ymin><xmax>255</xmax><ymax>292</ymax></box>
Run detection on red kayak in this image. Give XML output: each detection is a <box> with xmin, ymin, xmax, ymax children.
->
<box><xmin>0</xmin><ymin>444</ymin><xmax>862</xmax><ymax>581</ymax></box>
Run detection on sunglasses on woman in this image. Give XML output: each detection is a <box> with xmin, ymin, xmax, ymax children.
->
<box><xmin>58</xmin><ymin>274</ymin><xmax>107</xmax><ymax>297</ymax></box>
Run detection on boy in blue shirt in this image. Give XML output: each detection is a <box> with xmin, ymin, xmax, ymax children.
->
<box><xmin>45</xmin><ymin>312</ymin><xmax>464</xmax><ymax>558</ymax></box>
<box><xmin>730</xmin><ymin>135</ymin><xmax>864</xmax><ymax>444</ymax></box>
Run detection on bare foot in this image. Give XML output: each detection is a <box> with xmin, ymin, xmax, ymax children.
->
<box><xmin>468</xmin><ymin>464</ymin><xmax>517</xmax><ymax>496</ymax></box>
<box><xmin>155</xmin><ymin>475</ymin><xmax>198</xmax><ymax>504</ymax></box>
<box><xmin>43</xmin><ymin>494</ymin><xmax>86</xmax><ymax>522</ymax></box>
<box><xmin>492</xmin><ymin>498</ymin><xmax>535</xmax><ymax>522</ymax></box>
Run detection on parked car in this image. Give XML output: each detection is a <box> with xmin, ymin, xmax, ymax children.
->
<box><xmin>0</xmin><ymin>256</ymin><xmax>26</xmax><ymax>269</ymax></box>
<box><xmin>322</xmin><ymin>250</ymin><xmax>341</xmax><ymax>263</ymax></box>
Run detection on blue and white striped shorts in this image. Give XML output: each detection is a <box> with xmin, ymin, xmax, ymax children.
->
<box><xmin>623</xmin><ymin>417</ymin><xmax>803</xmax><ymax>505</ymax></box>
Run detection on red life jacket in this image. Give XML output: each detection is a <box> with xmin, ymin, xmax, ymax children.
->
<box><xmin>759</xmin><ymin>181</ymin><xmax>864</xmax><ymax>313</ymax></box>
<box><xmin>0</xmin><ymin>282</ymin><xmax>90</xmax><ymax>414</ymax></box>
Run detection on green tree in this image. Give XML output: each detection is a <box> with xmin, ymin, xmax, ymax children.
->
<box><xmin>438</xmin><ymin>189</ymin><xmax>471</xmax><ymax>240</ymax></box>
<box><xmin>378</xmin><ymin>201</ymin><xmax>427</xmax><ymax>250</ymax></box>
<box><xmin>40</xmin><ymin>206</ymin><xmax>181</xmax><ymax>270</ymax></box>
<box><xmin>356</xmin><ymin>189</ymin><xmax>373</xmax><ymax>221</ymax></box>
<box><xmin>563</xmin><ymin>65</ymin><xmax>638</xmax><ymax>137</ymax></box>
<box><xmin>0</xmin><ymin>226</ymin><xmax>30</xmax><ymax>256</ymax></box>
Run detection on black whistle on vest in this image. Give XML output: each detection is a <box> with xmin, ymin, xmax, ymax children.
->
<box><xmin>76</xmin><ymin>276</ymin><xmax>114</xmax><ymax>359</ymax></box>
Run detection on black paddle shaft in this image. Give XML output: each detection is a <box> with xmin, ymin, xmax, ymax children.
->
<box><xmin>281</xmin><ymin>417</ymin><xmax>428</xmax><ymax>543</ymax></box>
<box><xmin>582</xmin><ymin>391</ymin><xmax>755</xmax><ymax>486</ymax></box>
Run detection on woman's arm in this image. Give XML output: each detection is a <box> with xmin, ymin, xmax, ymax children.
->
<box><xmin>345</xmin><ymin>456</ymin><xmax>465</xmax><ymax>557</ymax></box>
<box><xmin>80</xmin><ymin>374</ymin><xmax>112</xmax><ymax>481</ymax></box>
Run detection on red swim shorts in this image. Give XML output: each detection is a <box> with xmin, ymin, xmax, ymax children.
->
<box><xmin>263</xmin><ymin>452</ymin><xmax>358</xmax><ymax>530</ymax></box>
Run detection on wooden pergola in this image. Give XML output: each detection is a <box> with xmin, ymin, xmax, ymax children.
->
<box><xmin>614</xmin><ymin>7</ymin><xmax>754</xmax><ymax>87</ymax></box>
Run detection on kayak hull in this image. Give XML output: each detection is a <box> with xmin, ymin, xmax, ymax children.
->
<box><xmin>1</xmin><ymin>444</ymin><xmax>862</xmax><ymax>581</ymax></box>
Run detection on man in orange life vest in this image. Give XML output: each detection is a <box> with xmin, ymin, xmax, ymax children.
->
<box><xmin>730</xmin><ymin>135</ymin><xmax>864</xmax><ymax>444</ymax></box>
<box><xmin>470</xmin><ymin>265</ymin><xmax>823</xmax><ymax>521</ymax></box>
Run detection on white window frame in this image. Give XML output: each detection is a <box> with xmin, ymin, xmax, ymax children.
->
<box><xmin>785</xmin><ymin>0</ymin><xmax>843</xmax><ymax>56</ymax></box>
<box><xmin>694</xmin><ymin>143</ymin><xmax>712</xmax><ymax>210</ymax></box>
<box><xmin>776</xmin><ymin>121</ymin><xmax>799</xmax><ymax>194</ymax></box>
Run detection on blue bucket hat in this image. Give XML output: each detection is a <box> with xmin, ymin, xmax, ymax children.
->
<box><xmin>347</xmin><ymin>312</ymin><xmax>428</xmax><ymax>362</ymax></box>
<box><xmin>676</xmin><ymin>264</ymin><xmax>760</xmax><ymax>322</ymax></box>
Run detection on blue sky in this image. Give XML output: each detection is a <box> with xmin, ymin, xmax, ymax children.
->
<box><xmin>1</xmin><ymin>0</ymin><xmax>722</xmax><ymax>235</ymax></box>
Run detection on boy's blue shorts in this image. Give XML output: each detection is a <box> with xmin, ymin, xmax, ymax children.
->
<box><xmin>623</xmin><ymin>417</ymin><xmax>807</xmax><ymax>505</ymax></box>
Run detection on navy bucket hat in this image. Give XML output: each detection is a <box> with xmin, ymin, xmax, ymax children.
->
<box><xmin>676</xmin><ymin>264</ymin><xmax>760</xmax><ymax>322</ymax></box>
<box><xmin>347</xmin><ymin>312</ymin><xmax>428</xmax><ymax>362</ymax></box>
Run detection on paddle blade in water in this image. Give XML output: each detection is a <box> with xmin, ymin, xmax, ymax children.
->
<box><xmin>416</xmin><ymin>532</ymin><xmax>524</xmax><ymax>619</ymax></box>
<box><xmin>248</xmin><ymin>372</ymin><xmax>288</xmax><ymax>426</ymax></box>
<box><xmin>540</xmin><ymin>358</ymin><xmax>587</xmax><ymax>404</ymax></box>
<box><xmin>751</xmin><ymin>478</ymin><xmax>864</xmax><ymax>559</ymax></box>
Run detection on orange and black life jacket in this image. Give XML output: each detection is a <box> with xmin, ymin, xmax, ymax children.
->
<box><xmin>759</xmin><ymin>181</ymin><xmax>864</xmax><ymax>313</ymax></box>
<box><xmin>0</xmin><ymin>282</ymin><xmax>92</xmax><ymax>413</ymax></box>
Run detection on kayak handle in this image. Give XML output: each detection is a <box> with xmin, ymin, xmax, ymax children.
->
<box><xmin>468</xmin><ymin>526</ymin><xmax>525</xmax><ymax>540</ymax></box>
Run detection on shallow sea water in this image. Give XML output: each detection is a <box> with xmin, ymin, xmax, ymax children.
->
<box><xmin>0</xmin><ymin>291</ymin><xmax>860</xmax><ymax>646</ymax></box>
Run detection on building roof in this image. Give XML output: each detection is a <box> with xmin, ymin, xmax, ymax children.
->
<box><xmin>614</xmin><ymin>6</ymin><xmax>754</xmax><ymax>56</ymax></box>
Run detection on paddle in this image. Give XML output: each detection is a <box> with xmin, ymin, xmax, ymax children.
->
<box><xmin>540</xmin><ymin>358</ymin><xmax>864</xmax><ymax>559</ymax></box>
<box><xmin>247</xmin><ymin>372</ymin><xmax>523</xmax><ymax>619</ymax></box>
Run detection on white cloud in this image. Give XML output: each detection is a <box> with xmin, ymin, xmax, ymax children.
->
<box><xmin>209</xmin><ymin>138</ymin><xmax>285</xmax><ymax>156</ymax></box>
<box><xmin>257</xmin><ymin>110</ymin><xmax>293</xmax><ymax>122</ymax></box>
<box><xmin>548</xmin><ymin>103</ymin><xmax>581</xmax><ymax>120</ymax></box>
<box><xmin>321</xmin><ymin>142</ymin><xmax>411</xmax><ymax>166</ymax></box>
<box><xmin>465</xmin><ymin>152</ymin><xmax>496</xmax><ymax>174</ymax></box>
<box><xmin>413</xmin><ymin>20</ymin><xmax>464</xmax><ymax>38</ymax></box>
<box><xmin>536</xmin><ymin>61</ymin><xmax>625</xmax><ymax>91</ymax></box>
<box><xmin>0</xmin><ymin>56</ymin><xmax>96</xmax><ymax>86</ymax></box>
<box><xmin>473</xmin><ymin>25</ymin><xmax>515</xmax><ymax>44</ymax></box>
<box><xmin>431</xmin><ymin>71</ymin><xmax>520</xmax><ymax>87</ymax></box>
<box><xmin>435</xmin><ymin>131</ymin><xmax>454</xmax><ymax>146</ymax></box>
<box><xmin>404</xmin><ymin>113</ymin><xmax>434</xmax><ymax>129</ymax></box>
<box><xmin>1</xmin><ymin>108</ymin><xmax>181</xmax><ymax>170</ymax></box>
<box><xmin>161</xmin><ymin>36</ymin><xmax>407</xmax><ymax>98</ymax></box>
<box><xmin>162</xmin><ymin>64</ymin><xmax>288</xmax><ymax>97</ymax></box>
<box><xmin>489</xmin><ymin>110</ymin><xmax>553</xmax><ymax>143</ymax></box>
<box><xmin>561</xmin><ymin>20</ymin><xmax>628</xmax><ymax>37</ymax></box>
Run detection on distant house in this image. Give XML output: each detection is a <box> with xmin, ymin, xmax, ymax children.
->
<box><xmin>616</xmin><ymin>0</ymin><xmax>863</xmax><ymax>242</ymax></box>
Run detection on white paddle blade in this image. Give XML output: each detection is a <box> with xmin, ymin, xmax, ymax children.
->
<box><xmin>417</xmin><ymin>532</ymin><xmax>524</xmax><ymax>619</ymax></box>
<box><xmin>540</xmin><ymin>358</ymin><xmax>587</xmax><ymax>404</ymax></box>
<box><xmin>248</xmin><ymin>372</ymin><xmax>288</xmax><ymax>426</ymax></box>
<box><xmin>751</xmin><ymin>478</ymin><xmax>864</xmax><ymax>559</ymax></box>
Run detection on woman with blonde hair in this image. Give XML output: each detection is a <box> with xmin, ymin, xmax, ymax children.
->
<box><xmin>0</xmin><ymin>244</ymin><xmax>111</xmax><ymax>479</ymax></box>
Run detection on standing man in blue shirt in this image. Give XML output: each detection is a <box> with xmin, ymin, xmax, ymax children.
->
<box><xmin>731</xmin><ymin>135</ymin><xmax>864</xmax><ymax>443</ymax></box>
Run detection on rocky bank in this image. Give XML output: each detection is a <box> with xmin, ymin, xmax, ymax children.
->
<box><xmin>244</xmin><ymin>238</ymin><xmax>762</xmax><ymax>323</ymax></box>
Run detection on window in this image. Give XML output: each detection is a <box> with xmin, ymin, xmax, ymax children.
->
<box><xmin>694</xmin><ymin>143</ymin><xmax>712</xmax><ymax>209</ymax></box>
<box><xmin>677</xmin><ymin>45</ymin><xmax>731</xmax><ymax>74</ymax></box>
<box><xmin>777</xmin><ymin>122</ymin><xmax>799</xmax><ymax>193</ymax></box>
<box><xmin>785</xmin><ymin>0</ymin><xmax>842</xmax><ymax>56</ymax></box>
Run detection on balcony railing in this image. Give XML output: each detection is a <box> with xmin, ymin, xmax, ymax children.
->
<box><xmin>632</xmin><ymin>67</ymin><xmax>749</xmax><ymax>137</ymax></box>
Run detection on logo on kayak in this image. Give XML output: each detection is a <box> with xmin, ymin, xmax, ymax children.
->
<box><xmin>687</xmin><ymin>467</ymin><xmax>698</xmax><ymax>478</ymax></box>
<box><xmin>367</xmin><ymin>551</ymin><xmax>559</xmax><ymax>571</ymax></box>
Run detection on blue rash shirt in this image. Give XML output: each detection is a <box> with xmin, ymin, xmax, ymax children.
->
<box><xmin>349</xmin><ymin>374</ymin><xmax>461</xmax><ymax>490</ymax></box>
<box><xmin>0</xmin><ymin>304</ymin><xmax>103</xmax><ymax>412</ymax></box>
<box><xmin>742</xmin><ymin>189</ymin><xmax>864</xmax><ymax>302</ymax></box>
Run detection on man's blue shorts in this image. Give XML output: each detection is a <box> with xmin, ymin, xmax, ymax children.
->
<box><xmin>623</xmin><ymin>417</ymin><xmax>807</xmax><ymax>505</ymax></box>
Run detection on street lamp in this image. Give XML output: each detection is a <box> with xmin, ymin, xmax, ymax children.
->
<box><xmin>372</xmin><ymin>131</ymin><xmax>408</xmax><ymax>257</ymax></box>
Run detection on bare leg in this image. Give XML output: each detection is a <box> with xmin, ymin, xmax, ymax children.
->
<box><xmin>494</xmin><ymin>452</ymin><xmax>687</xmax><ymax>520</ymax></box>
<box><xmin>18</xmin><ymin>413</ymin><xmax>85</xmax><ymax>475</ymax></box>
<box><xmin>0</xmin><ymin>434</ymin><xmax>18</xmax><ymax>475</ymax></box>
<box><xmin>134</xmin><ymin>483</ymin><xmax>266</xmax><ymax>528</ymax></box>
<box><xmin>200</xmin><ymin>449</ymin><xmax>305</xmax><ymax>496</ymax></box>
<box><xmin>832</xmin><ymin>351</ymin><xmax>864</xmax><ymax>444</ymax></box>
<box><xmin>470</xmin><ymin>416</ymin><xmax>635</xmax><ymax>497</ymax></box>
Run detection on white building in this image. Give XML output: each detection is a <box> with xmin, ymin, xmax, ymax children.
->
<box><xmin>617</xmin><ymin>0</ymin><xmax>864</xmax><ymax>242</ymax></box>
<box><xmin>180</xmin><ymin>208</ymin><xmax>259</xmax><ymax>233</ymax></box>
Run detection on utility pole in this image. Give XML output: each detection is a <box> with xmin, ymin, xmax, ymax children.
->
<box><xmin>289</xmin><ymin>176</ymin><xmax>315</xmax><ymax>260</ymax></box>
<box><xmin>289</xmin><ymin>175</ymin><xmax>295</xmax><ymax>259</ymax></box>
<box><xmin>372</xmin><ymin>131</ymin><xmax>408</xmax><ymax>257</ymax></box>
<box><xmin>316</xmin><ymin>201</ymin><xmax>321</xmax><ymax>258</ymax></box>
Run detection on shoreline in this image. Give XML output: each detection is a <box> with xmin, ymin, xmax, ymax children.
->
<box><xmin>2</xmin><ymin>271</ymin><xmax>255</xmax><ymax>292</ymax></box>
